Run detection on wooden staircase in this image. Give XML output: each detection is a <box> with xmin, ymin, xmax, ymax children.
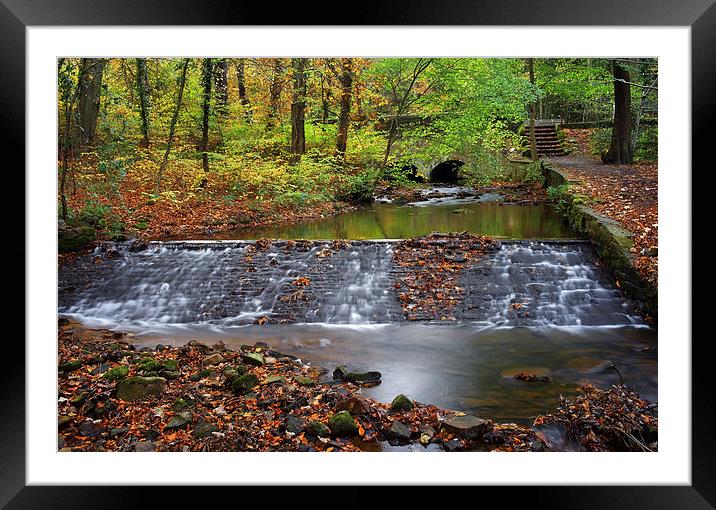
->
<box><xmin>524</xmin><ymin>123</ymin><xmax>564</xmax><ymax>157</ymax></box>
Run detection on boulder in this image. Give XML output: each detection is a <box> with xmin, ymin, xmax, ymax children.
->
<box><xmin>306</xmin><ymin>420</ymin><xmax>331</xmax><ymax>438</ymax></box>
<box><xmin>165</xmin><ymin>411</ymin><xmax>193</xmax><ymax>430</ymax></box>
<box><xmin>285</xmin><ymin>414</ymin><xmax>305</xmax><ymax>434</ymax></box>
<box><xmin>115</xmin><ymin>376</ymin><xmax>167</xmax><ymax>402</ymax></box>
<box><xmin>201</xmin><ymin>353</ymin><xmax>224</xmax><ymax>366</ymax></box>
<box><xmin>336</xmin><ymin>396</ymin><xmax>372</xmax><ymax>416</ymax></box>
<box><xmin>388</xmin><ymin>421</ymin><xmax>412</xmax><ymax>442</ymax></box>
<box><xmin>343</xmin><ymin>371</ymin><xmax>381</xmax><ymax>383</ymax></box>
<box><xmin>192</xmin><ymin>421</ymin><xmax>219</xmax><ymax>439</ymax></box>
<box><xmin>242</xmin><ymin>352</ymin><xmax>265</xmax><ymax>367</ymax></box>
<box><xmin>328</xmin><ymin>411</ymin><xmax>359</xmax><ymax>437</ymax></box>
<box><xmin>102</xmin><ymin>365</ymin><xmax>129</xmax><ymax>381</ymax></box>
<box><xmin>231</xmin><ymin>373</ymin><xmax>259</xmax><ymax>393</ymax></box>
<box><xmin>390</xmin><ymin>394</ymin><xmax>414</xmax><ymax>412</ymax></box>
<box><xmin>441</xmin><ymin>414</ymin><xmax>492</xmax><ymax>440</ymax></box>
<box><xmin>332</xmin><ymin>366</ymin><xmax>349</xmax><ymax>380</ymax></box>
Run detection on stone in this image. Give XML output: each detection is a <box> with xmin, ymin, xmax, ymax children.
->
<box><xmin>59</xmin><ymin>360</ymin><xmax>82</xmax><ymax>372</ymax></box>
<box><xmin>443</xmin><ymin>439</ymin><xmax>463</xmax><ymax>452</ymax></box>
<box><xmin>390</xmin><ymin>394</ymin><xmax>414</xmax><ymax>412</ymax></box>
<box><xmin>231</xmin><ymin>373</ymin><xmax>259</xmax><ymax>393</ymax></box>
<box><xmin>160</xmin><ymin>370</ymin><xmax>181</xmax><ymax>380</ymax></box>
<box><xmin>192</xmin><ymin>421</ymin><xmax>219</xmax><ymax>439</ymax></box>
<box><xmin>201</xmin><ymin>353</ymin><xmax>223</xmax><ymax>367</ymax></box>
<box><xmin>262</xmin><ymin>375</ymin><xmax>285</xmax><ymax>385</ymax></box>
<box><xmin>328</xmin><ymin>411</ymin><xmax>359</xmax><ymax>437</ymax></box>
<box><xmin>137</xmin><ymin>358</ymin><xmax>163</xmax><ymax>373</ymax></box>
<box><xmin>102</xmin><ymin>365</ymin><xmax>129</xmax><ymax>381</ymax></box>
<box><xmin>58</xmin><ymin>415</ymin><xmax>72</xmax><ymax>429</ymax></box>
<box><xmin>442</xmin><ymin>414</ymin><xmax>492</xmax><ymax>440</ymax></box>
<box><xmin>242</xmin><ymin>352</ymin><xmax>265</xmax><ymax>367</ymax></box>
<box><xmin>285</xmin><ymin>414</ymin><xmax>305</xmax><ymax>434</ymax></box>
<box><xmin>162</xmin><ymin>359</ymin><xmax>178</xmax><ymax>371</ymax></box>
<box><xmin>79</xmin><ymin>420</ymin><xmax>102</xmax><ymax>437</ymax></box>
<box><xmin>110</xmin><ymin>427</ymin><xmax>128</xmax><ymax>437</ymax></box>
<box><xmin>115</xmin><ymin>376</ymin><xmax>167</xmax><ymax>402</ymax></box>
<box><xmin>295</xmin><ymin>376</ymin><xmax>316</xmax><ymax>387</ymax></box>
<box><xmin>419</xmin><ymin>425</ymin><xmax>436</xmax><ymax>438</ymax></box>
<box><xmin>165</xmin><ymin>411</ymin><xmax>193</xmax><ymax>429</ymax></box>
<box><xmin>388</xmin><ymin>421</ymin><xmax>412</xmax><ymax>442</ymax></box>
<box><xmin>332</xmin><ymin>366</ymin><xmax>349</xmax><ymax>380</ymax></box>
<box><xmin>171</xmin><ymin>398</ymin><xmax>189</xmax><ymax>411</ymax></box>
<box><xmin>336</xmin><ymin>396</ymin><xmax>371</xmax><ymax>416</ymax></box>
<box><xmin>135</xmin><ymin>441</ymin><xmax>155</xmax><ymax>452</ymax></box>
<box><xmin>306</xmin><ymin>420</ymin><xmax>331</xmax><ymax>438</ymax></box>
<box><xmin>144</xmin><ymin>429</ymin><xmax>161</xmax><ymax>441</ymax></box>
<box><xmin>90</xmin><ymin>363</ymin><xmax>111</xmax><ymax>375</ymax></box>
<box><xmin>343</xmin><ymin>371</ymin><xmax>382</xmax><ymax>383</ymax></box>
<box><xmin>190</xmin><ymin>369</ymin><xmax>213</xmax><ymax>381</ymax></box>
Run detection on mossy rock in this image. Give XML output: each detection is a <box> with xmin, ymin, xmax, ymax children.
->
<box><xmin>59</xmin><ymin>360</ymin><xmax>83</xmax><ymax>372</ymax></box>
<box><xmin>242</xmin><ymin>352</ymin><xmax>265</xmax><ymax>367</ymax></box>
<box><xmin>332</xmin><ymin>366</ymin><xmax>349</xmax><ymax>380</ymax></box>
<box><xmin>343</xmin><ymin>371</ymin><xmax>381</xmax><ymax>383</ymax></box>
<box><xmin>189</xmin><ymin>369</ymin><xmax>212</xmax><ymax>382</ymax></box>
<box><xmin>390</xmin><ymin>394</ymin><xmax>414</xmax><ymax>412</ymax></box>
<box><xmin>262</xmin><ymin>375</ymin><xmax>285</xmax><ymax>386</ymax></box>
<box><xmin>115</xmin><ymin>376</ymin><xmax>166</xmax><ymax>402</ymax></box>
<box><xmin>306</xmin><ymin>420</ymin><xmax>331</xmax><ymax>438</ymax></box>
<box><xmin>165</xmin><ymin>410</ymin><xmax>193</xmax><ymax>429</ymax></box>
<box><xmin>160</xmin><ymin>370</ymin><xmax>181</xmax><ymax>380</ymax></box>
<box><xmin>328</xmin><ymin>411</ymin><xmax>358</xmax><ymax>437</ymax></box>
<box><xmin>231</xmin><ymin>373</ymin><xmax>259</xmax><ymax>394</ymax></box>
<box><xmin>171</xmin><ymin>398</ymin><xmax>189</xmax><ymax>411</ymax></box>
<box><xmin>162</xmin><ymin>359</ymin><xmax>178</xmax><ymax>371</ymax></box>
<box><xmin>223</xmin><ymin>365</ymin><xmax>246</xmax><ymax>383</ymax></box>
<box><xmin>295</xmin><ymin>376</ymin><xmax>316</xmax><ymax>387</ymax></box>
<box><xmin>192</xmin><ymin>421</ymin><xmax>219</xmax><ymax>439</ymax></box>
<box><xmin>102</xmin><ymin>365</ymin><xmax>129</xmax><ymax>381</ymax></box>
<box><xmin>137</xmin><ymin>358</ymin><xmax>163</xmax><ymax>373</ymax></box>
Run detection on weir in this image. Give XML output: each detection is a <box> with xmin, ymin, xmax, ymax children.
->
<box><xmin>59</xmin><ymin>239</ymin><xmax>643</xmax><ymax>330</ymax></box>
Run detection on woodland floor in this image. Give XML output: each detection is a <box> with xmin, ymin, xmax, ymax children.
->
<box><xmin>547</xmin><ymin>154</ymin><xmax>658</xmax><ymax>287</ymax></box>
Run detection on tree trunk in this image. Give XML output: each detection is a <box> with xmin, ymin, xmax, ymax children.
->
<box><xmin>154</xmin><ymin>59</ymin><xmax>189</xmax><ymax>196</ymax></box>
<box><xmin>267</xmin><ymin>59</ymin><xmax>284</xmax><ymax>128</ymax></box>
<box><xmin>526</xmin><ymin>58</ymin><xmax>538</xmax><ymax>161</ymax></box>
<box><xmin>76</xmin><ymin>58</ymin><xmax>107</xmax><ymax>146</ymax></box>
<box><xmin>214</xmin><ymin>58</ymin><xmax>229</xmax><ymax>117</ymax></box>
<box><xmin>136</xmin><ymin>58</ymin><xmax>151</xmax><ymax>147</ymax></box>
<box><xmin>603</xmin><ymin>60</ymin><xmax>632</xmax><ymax>164</ymax></box>
<box><xmin>335</xmin><ymin>58</ymin><xmax>353</xmax><ymax>158</ymax></box>
<box><xmin>290</xmin><ymin>58</ymin><xmax>307</xmax><ymax>164</ymax></box>
<box><xmin>236</xmin><ymin>58</ymin><xmax>251</xmax><ymax>122</ymax></box>
<box><xmin>200</xmin><ymin>58</ymin><xmax>213</xmax><ymax>181</ymax></box>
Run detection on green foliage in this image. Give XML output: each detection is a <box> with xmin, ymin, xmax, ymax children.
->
<box><xmin>634</xmin><ymin>126</ymin><xmax>657</xmax><ymax>162</ymax></box>
<box><xmin>336</xmin><ymin>168</ymin><xmax>379</xmax><ymax>203</ymax></box>
<box><xmin>547</xmin><ymin>184</ymin><xmax>572</xmax><ymax>213</ymax></box>
<box><xmin>589</xmin><ymin>128</ymin><xmax>612</xmax><ymax>157</ymax></box>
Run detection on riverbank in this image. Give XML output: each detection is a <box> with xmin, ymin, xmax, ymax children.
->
<box><xmin>57</xmin><ymin>321</ymin><xmax>658</xmax><ymax>453</ymax></box>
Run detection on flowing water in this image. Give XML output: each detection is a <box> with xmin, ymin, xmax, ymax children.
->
<box><xmin>58</xmin><ymin>188</ymin><xmax>657</xmax><ymax>425</ymax></box>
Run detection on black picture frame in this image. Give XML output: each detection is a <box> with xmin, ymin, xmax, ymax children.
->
<box><xmin>5</xmin><ymin>0</ymin><xmax>712</xmax><ymax>506</ymax></box>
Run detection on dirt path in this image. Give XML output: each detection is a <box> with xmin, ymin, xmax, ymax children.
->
<box><xmin>547</xmin><ymin>155</ymin><xmax>658</xmax><ymax>287</ymax></box>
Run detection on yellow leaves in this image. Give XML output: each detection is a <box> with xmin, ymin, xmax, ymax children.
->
<box><xmin>292</xmin><ymin>276</ymin><xmax>311</xmax><ymax>287</ymax></box>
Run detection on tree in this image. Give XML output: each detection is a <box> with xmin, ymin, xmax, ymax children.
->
<box><xmin>334</xmin><ymin>58</ymin><xmax>354</xmax><ymax>158</ymax></box>
<box><xmin>214</xmin><ymin>58</ymin><xmax>229</xmax><ymax>117</ymax></box>
<box><xmin>154</xmin><ymin>59</ymin><xmax>190</xmax><ymax>196</ymax></box>
<box><xmin>267</xmin><ymin>59</ymin><xmax>284</xmax><ymax>128</ymax></box>
<box><xmin>136</xmin><ymin>58</ymin><xmax>151</xmax><ymax>147</ymax></box>
<box><xmin>200</xmin><ymin>58</ymin><xmax>213</xmax><ymax>181</ymax></box>
<box><xmin>603</xmin><ymin>60</ymin><xmax>632</xmax><ymax>164</ymax></box>
<box><xmin>289</xmin><ymin>58</ymin><xmax>308</xmax><ymax>164</ymax></box>
<box><xmin>76</xmin><ymin>58</ymin><xmax>107</xmax><ymax>146</ymax></box>
<box><xmin>526</xmin><ymin>58</ymin><xmax>538</xmax><ymax>161</ymax></box>
<box><xmin>236</xmin><ymin>58</ymin><xmax>251</xmax><ymax>122</ymax></box>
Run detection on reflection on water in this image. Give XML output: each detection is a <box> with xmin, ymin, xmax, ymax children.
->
<box><xmin>129</xmin><ymin>322</ymin><xmax>657</xmax><ymax>425</ymax></box>
<box><xmin>224</xmin><ymin>202</ymin><xmax>572</xmax><ymax>240</ymax></box>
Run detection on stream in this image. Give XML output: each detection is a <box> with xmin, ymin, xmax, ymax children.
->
<box><xmin>58</xmin><ymin>187</ymin><xmax>657</xmax><ymax>425</ymax></box>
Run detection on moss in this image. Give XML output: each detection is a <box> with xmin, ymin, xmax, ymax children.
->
<box><xmin>190</xmin><ymin>369</ymin><xmax>212</xmax><ymax>382</ymax></box>
<box><xmin>231</xmin><ymin>373</ymin><xmax>259</xmax><ymax>394</ymax></box>
<box><xmin>306</xmin><ymin>420</ymin><xmax>330</xmax><ymax>438</ymax></box>
<box><xmin>162</xmin><ymin>359</ymin><xmax>178</xmax><ymax>371</ymax></box>
<box><xmin>295</xmin><ymin>376</ymin><xmax>316</xmax><ymax>387</ymax></box>
<box><xmin>390</xmin><ymin>394</ymin><xmax>414</xmax><ymax>412</ymax></box>
<box><xmin>115</xmin><ymin>376</ymin><xmax>166</xmax><ymax>402</ymax></box>
<box><xmin>328</xmin><ymin>411</ymin><xmax>358</xmax><ymax>437</ymax></box>
<box><xmin>102</xmin><ymin>365</ymin><xmax>129</xmax><ymax>381</ymax></box>
<box><xmin>137</xmin><ymin>358</ymin><xmax>163</xmax><ymax>373</ymax></box>
<box><xmin>59</xmin><ymin>360</ymin><xmax>83</xmax><ymax>372</ymax></box>
<box><xmin>242</xmin><ymin>352</ymin><xmax>265</xmax><ymax>367</ymax></box>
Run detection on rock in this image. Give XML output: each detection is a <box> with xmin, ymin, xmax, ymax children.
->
<box><xmin>160</xmin><ymin>370</ymin><xmax>181</xmax><ymax>380</ymax></box>
<box><xmin>137</xmin><ymin>358</ymin><xmax>163</xmax><ymax>373</ymax></box>
<box><xmin>202</xmin><ymin>353</ymin><xmax>224</xmax><ymax>366</ymax></box>
<box><xmin>231</xmin><ymin>373</ymin><xmax>259</xmax><ymax>393</ymax></box>
<box><xmin>328</xmin><ymin>411</ymin><xmax>358</xmax><ymax>437</ymax></box>
<box><xmin>110</xmin><ymin>427</ymin><xmax>128</xmax><ymax>437</ymax></box>
<box><xmin>59</xmin><ymin>360</ymin><xmax>83</xmax><ymax>372</ymax></box>
<box><xmin>442</xmin><ymin>414</ymin><xmax>492</xmax><ymax>439</ymax></box>
<box><xmin>336</xmin><ymin>396</ymin><xmax>372</xmax><ymax>416</ymax></box>
<box><xmin>262</xmin><ymin>375</ymin><xmax>285</xmax><ymax>385</ymax></box>
<box><xmin>115</xmin><ymin>376</ymin><xmax>167</xmax><ymax>402</ymax></box>
<box><xmin>192</xmin><ymin>421</ymin><xmax>219</xmax><ymax>439</ymax></box>
<box><xmin>135</xmin><ymin>441</ymin><xmax>155</xmax><ymax>452</ymax></box>
<box><xmin>388</xmin><ymin>421</ymin><xmax>412</xmax><ymax>442</ymax></box>
<box><xmin>295</xmin><ymin>376</ymin><xmax>316</xmax><ymax>387</ymax></box>
<box><xmin>165</xmin><ymin>411</ymin><xmax>193</xmax><ymax>429</ymax></box>
<box><xmin>144</xmin><ymin>429</ymin><xmax>161</xmax><ymax>441</ymax></box>
<box><xmin>419</xmin><ymin>425</ymin><xmax>436</xmax><ymax>438</ymax></box>
<box><xmin>306</xmin><ymin>420</ymin><xmax>331</xmax><ymax>438</ymax></box>
<box><xmin>90</xmin><ymin>363</ymin><xmax>111</xmax><ymax>375</ymax></box>
<box><xmin>390</xmin><ymin>394</ymin><xmax>414</xmax><ymax>412</ymax></box>
<box><xmin>343</xmin><ymin>371</ymin><xmax>381</xmax><ymax>383</ymax></box>
<box><xmin>332</xmin><ymin>365</ymin><xmax>349</xmax><ymax>380</ymax></box>
<box><xmin>102</xmin><ymin>365</ymin><xmax>129</xmax><ymax>381</ymax></box>
<box><xmin>285</xmin><ymin>414</ymin><xmax>305</xmax><ymax>434</ymax></box>
<box><xmin>443</xmin><ymin>439</ymin><xmax>463</xmax><ymax>452</ymax></box>
<box><xmin>58</xmin><ymin>317</ymin><xmax>70</xmax><ymax>326</ymax></box>
<box><xmin>190</xmin><ymin>369</ymin><xmax>213</xmax><ymax>382</ymax></box>
<box><xmin>58</xmin><ymin>415</ymin><xmax>72</xmax><ymax>429</ymax></box>
<box><xmin>79</xmin><ymin>420</ymin><xmax>103</xmax><ymax>437</ymax></box>
<box><xmin>242</xmin><ymin>352</ymin><xmax>265</xmax><ymax>366</ymax></box>
<box><xmin>171</xmin><ymin>398</ymin><xmax>189</xmax><ymax>411</ymax></box>
<box><xmin>162</xmin><ymin>359</ymin><xmax>178</xmax><ymax>371</ymax></box>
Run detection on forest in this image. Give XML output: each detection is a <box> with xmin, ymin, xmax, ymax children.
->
<box><xmin>57</xmin><ymin>57</ymin><xmax>657</xmax><ymax>245</ymax></box>
<box><xmin>57</xmin><ymin>57</ymin><xmax>660</xmax><ymax>454</ymax></box>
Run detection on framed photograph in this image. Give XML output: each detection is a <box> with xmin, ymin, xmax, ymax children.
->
<box><xmin>6</xmin><ymin>0</ymin><xmax>712</xmax><ymax>505</ymax></box>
